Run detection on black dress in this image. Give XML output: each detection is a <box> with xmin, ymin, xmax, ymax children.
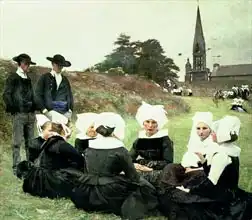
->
<box><xmin>28</xmin><ymin>136</ymin><xmax>45</xmax><ymax>162</ymax></box>
<box><xmin>129</xmin><ymin>130</ymin><xmax>174</xmax><ymax>186</ymax></box>
<box><xmin>158</xmin><ymin>163</ymin><xmax>207</xmax><ymax>188</ymax></box>
<box><xmin>71</xmin><ymin>137</ymin><xmax>158</xmax><ymax>220</ymax></box>
<box><xmin>74</xmin><ymin>138</ymin><xmax>94</xmax><ymax>155</ymax></box>
<box><xmin>158</xmin><ymin>153</ymin><xmax>252</xmax><ymax>220</ymax></box>
<box><xmin>158</xmin><ymin>136</ymin><xmax>217</xmax><ymax>188</ymax></box>
<box><xmin>21</xmin><ymin>136</ymin><xmax>84</xmax><ymax>199</ymax></box>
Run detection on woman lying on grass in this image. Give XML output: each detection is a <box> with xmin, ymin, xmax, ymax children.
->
<box><xmin>17</xmin><ymin>112</ymin><xmax>84</xmax><ymax>199</ymax></box>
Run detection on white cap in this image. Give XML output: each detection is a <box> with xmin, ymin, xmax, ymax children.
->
<box><xmin>215</xmin><ymin>115</ymin><xmax>241</xmax><ymax>143</ymax></box>
<box><xmin>36</xmin><ymin>114</ymin><xmax>50</xmax><ymax>127</ymax></box>
<box><xmin>50</xmin><ymin>111</ymin><xmax>71</xmax><ymax>138</ymax></box>
<box><xmin>192</xmin><ymin>112</ymin><xmax>213</xmax><ymax>129</ymax></box>
<box><xmin>187</xmin><ymin>112</ymin><xmax>213</xmax><ymax>150</ymax></box>
<box><xmin>135</xmin><ymin>101</ymin><xmax>168</xmax><ymax>130</ymax></box>
<box><xmin>75</xmin><ymin>112</ymin><xmax>98</xmax><ymax>139</ymax></box>
<box><xmin>36</xmin><ymin>114</ymin><xmax>50</xmax><ymax>136</ymax></box>
<box><xmin>50</xmin><ymin>110</ymin><xmax>68</xmax><ymax>125</ymax></box>
<box><xmin>94</xmin><ymin>112</ymin><xmax>126</xmax><ymax>140</ymax></box>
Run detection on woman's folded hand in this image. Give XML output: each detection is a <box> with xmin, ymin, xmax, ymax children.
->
<box><xmin>134</xmin><ymin>163</ymin><xmax>153</xmax><ymax>172</ymax></box>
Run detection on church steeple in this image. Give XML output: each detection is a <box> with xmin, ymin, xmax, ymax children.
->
<box><xmin>185</xmin><ymin>2</ymin><xmax>209</xmax><ymax>83</ymax></box>
<box><xmin>193</xmin><ymin>5</ymin><xmax>206</xmax><ymax>71</ymax></box>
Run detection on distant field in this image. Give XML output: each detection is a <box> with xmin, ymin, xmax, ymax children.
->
<box><xmin>0</xmin><ymin>97</ymin><xmax>251</xmax><ymax>220</ymax></box>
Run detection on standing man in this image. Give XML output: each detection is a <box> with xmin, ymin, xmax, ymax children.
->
<box><xmin>3</xmin><ymin>53</ymin><xmax>37</xmax><ymax>176</ymax></box>
<box><xmin>35</xmin><ymin>54</ymin><xmax>74</xmax><ymax>120</ymax></box>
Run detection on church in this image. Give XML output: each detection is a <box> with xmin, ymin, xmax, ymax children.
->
<box><xmin>185</xmin><ymin>5</ymin><xmax>252</xmax><ymax>84</ymax></box>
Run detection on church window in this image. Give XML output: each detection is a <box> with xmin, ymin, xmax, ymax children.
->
<box><xmin>195</xmin><ymin>43</ymin><xmax>200</xmax><ymax>53</ymax></box>
<box><xmin>195</xmin><ymin>57</ymin><xmax>202</xmax><ymax>70</ymax></box>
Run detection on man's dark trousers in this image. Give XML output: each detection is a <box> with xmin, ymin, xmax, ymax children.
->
<box><xmin>12</xmin><ymin>112</ymin><xmax>35</xmax><ymax>174</ymax></box>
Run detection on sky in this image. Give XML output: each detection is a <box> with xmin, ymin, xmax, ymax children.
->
<box><xmin>0</xmin><ymin>0</ymin><xmax>251</xmax><ymax>81</ymax></box>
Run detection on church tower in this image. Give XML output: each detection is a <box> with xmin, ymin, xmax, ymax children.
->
<box><xmin>186</xmin><ymin>4</ymin><xmax>208</xmax><ymax>82</ymax></box>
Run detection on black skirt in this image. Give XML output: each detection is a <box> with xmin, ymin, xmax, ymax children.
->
<box><xmin>22</xmin><ymin>164</ymin><xmax>83</xmax><ymax>199</ymax></box>
<box><xmin>71</xmin><ymin>174</ymin><xmax>158</xmax><ymax>219</ymax></box>
<box><xmin>159</xmin><ymin>163</ymin><xmax>207</xmax><ymax>188</ymax></box>
<box><xmin>158</xmin><ymin>164</ymin><xmax>252</xmax><ymax>220</ymax></box>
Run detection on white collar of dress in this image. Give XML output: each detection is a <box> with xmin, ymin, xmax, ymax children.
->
<box><xmin>209</xmin><ymin>142</ymin><xmax>241</xmax><ymax>157</ymax></box>
<box><xmin>89</xmin><ymin>136</ymin><xmax>124</xmax><ymax>149</ymax></box>
<box><xmin>138</xmin><ymin>129</ymin><xmax>168</xmax><ymax>139</ymax></box>
<box><xmin>202</xmin><ymin>135</ymin><xmax>215</xmax><ymax>146</ymax></box>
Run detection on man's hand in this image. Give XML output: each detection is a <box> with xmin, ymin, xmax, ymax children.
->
<box><xmin>42</xmin><ymin>108</ymin><xmax>48</xmax><ymax>114</ymax></box>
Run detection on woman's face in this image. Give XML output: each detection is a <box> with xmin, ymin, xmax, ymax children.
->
<box><xmin>86</xmin><ymin>124</ymin><xmax>97</xmax><ymax>138</ymax></box>
<box><xmin>42</xmin><ymin>123</ymin><xmax>53</xmax><ymax>140</ymax></box>
<box><xmin>196</xmin><ymin>122</ymin><xmax>211</xmax><ymax>141</ymax></box>
<box><xmin>143</xmin><ymin>119</ymin><xmax>158</xmax><ymax>136</ymax></box>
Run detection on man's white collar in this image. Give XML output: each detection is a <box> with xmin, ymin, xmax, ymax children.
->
<box><xmin>50</xmin><ymin>69</ymin><xmax>62</xmax><ymax>76</ymax></box>
<box><xmin>16</xmin><ymin>67</ymin><xmax>27</xmax><ymax>79</ymax></box>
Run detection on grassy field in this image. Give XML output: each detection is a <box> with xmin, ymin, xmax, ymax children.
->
<box><xmin>0</xmin><ymin>97</ymin><xmax>251</xmax><ymax>220</ymax></box>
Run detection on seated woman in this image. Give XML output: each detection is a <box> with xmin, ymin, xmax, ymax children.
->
<box><xmin>230</xmin><ymin>98</ymin><xmax>248</xmax><ymax>113</ymax></box>
<box><xmin>74</xmin><ymin>113</ymin><xmax>98</xmax><ymax>155</ymax></box>
<box><xmin>129</xmin><ymin>101</ymin><xmax>174</xmax><ymax>186</ymax></box>
<box><xmin>17</xmin><ymin>112</ymin><xmax>69</xmax><ymax>177</ymax></box>
<box><xmin>160</xmin><ymin>115</ymin><xmax>252</xmax><ymax>220</ymax></box>
<box><xmin>71</xmin><ymin>112</ymin><xmax>158</xmax><ymax>220</ymax></box>
<box><xmin>27</xmin><ymin>114</ymin><xmax>51</xmax><ymax>163</ymax></box>
<box><xmin>18</xmin><ymin>114</ymin><xmax>84</xmax><ymax>199</ymax></box>
<box><xmin>159</xmin><ymin>112</ymin><xmax>218</xmax><ymax>189</ymax></box>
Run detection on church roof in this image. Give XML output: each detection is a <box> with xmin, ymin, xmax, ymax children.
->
<box><xmin>211</xmin><ymin>64</ymin><xmax>252</xmax><ymax>77</ymax></box>
<box><xmin>193</xmin><ymin>6</ymin><xmax>206</xmax><ymax>54</ymax></box>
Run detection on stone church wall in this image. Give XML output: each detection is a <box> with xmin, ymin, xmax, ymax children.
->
<box><xmin>184</xmin><ymin>77</ymin><xmax>251</xmax><ymax>97</ymax></box>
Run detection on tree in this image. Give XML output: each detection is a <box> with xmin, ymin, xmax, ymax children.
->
<box><xmin>113</xmin><ymin>33</ymin><xmax>130</xmax><ymax>47</ymax></box>
<box><xmin>110</xmin><ymin>33</ymin><xmax>137</xmax><ymax>74</ymax></box>
<box><xmin>155</xmin><ymin>57</ymin><xmax>180</xmax><ymax>86</ymax></box>
<box><xmin>94</xmin><ymin>33</ymin><xmax>179</xmax><ymax>83</ymax></box>
<box><xmin>136</xmin><ymin>39</ymin><xmax>179</xmax><ymax>83</ymax></box>
<box><xmin>95</xmin><ymin>33</ymin><xmax>138</xmax><ymax>74</ymax></box>
<box><xmin>137</xmin><ymin>39</ymin><xmax>164</xmax><ymax>79</ymax></box>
